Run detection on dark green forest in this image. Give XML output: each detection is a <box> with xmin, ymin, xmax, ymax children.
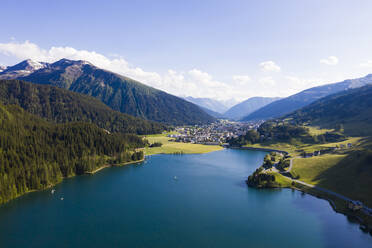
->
<box><xmin>0</xmin><ymin>79</ymin><xmax>166</xmax><ymax>135</ymax></box>
<box><xmin>0</xmin><ymin>103</ymin><xmax>145</xmax><ymax>204</ymax></box>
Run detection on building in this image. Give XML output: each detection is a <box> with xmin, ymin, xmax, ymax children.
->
<box><xmin>348</xmin><ymin>200</ymin><xmax>363</xmax><ymax>211</ymax></box>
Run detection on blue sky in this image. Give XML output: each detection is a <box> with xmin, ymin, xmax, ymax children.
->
<box><xmin>1</xmin><ymin>0</ymin><xmax>372</xmax><ymax>101</ymax></box>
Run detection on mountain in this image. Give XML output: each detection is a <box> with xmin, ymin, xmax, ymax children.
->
<box><xmin>0</xmin><ymin>65</ymin><xmax>7</xmax><ymax>72</ymax></box>
<box><xmin>224</xmin><ymin>97</ymin><xmax>281</xmax><ymax>120</ymax></box>
<box><xmin>0</xmin><ymin>59</ymin><xmax>47</xmax><ymax>79</ymax></box>
<box><xmin>0</xmin><ymin>79</ymin><xmax>166</xmax><ymax>134</ymax></box>
<box><xmin>200</xmin><ymin>106</ymin><xmax>224</xmax><ymax>118</ymax></box>
<box><xmin>241</xmin><ymin>74</ymin><xmax>372</xmax><ymax>121</ymax></box>
<box><xmin>285</xmin><ymin>85</ymin><xmax>372</xmax><ymax>136</ymax></box>
<box><xmin>0</xmin><ymin>103</ymin><xmax>146</xmax><ymax>204</ymax></box>
<box><xmin>1</xmin><ymin>59</ymin><xmax>215</xmax><ymax>125</ymax></box>
<box><xmin>184</xmin><ymin>96</ymin><xmax>232</xmax><ymax>113</ymax></box>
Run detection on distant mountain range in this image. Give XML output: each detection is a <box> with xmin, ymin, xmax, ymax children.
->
<box><xmin>184</xmin><ymin>96</ymin><xmax>281</xmax><ymax>120</ymax></box>
<box><xmin>0</xmin><ymin>59</ymin><xmax>214</xmax><ymax>125</ymax></box>
<box><xmin>224</xmin><ymin>97</ymin><xmax>281</xmax><ymax>120</ymax></box>
<box><xmin>241</xmin><ymin>74</ymin><xmax>372</xmax><ymax>121</ymax></box>
<box><xmin>199</xmin><ymin>106</ymin><xmax>225</xmax><ymax>118</ymax></box>
<box><xmin>285</xmin><ymin>84</ymin><xmax>372</xmax><ymax>136</ymax></box>
<box><xmin>183</xmin><ymin>96</ymin><xmax>234</xmax><ymax>114</ymax></box>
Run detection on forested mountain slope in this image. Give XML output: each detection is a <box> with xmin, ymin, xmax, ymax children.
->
<box><xmin>0</xmin><ymin>103</ymin><xmax>145</xmax><ymax>204</ymax></box>
<box><xmin>285</xmin><ymin>85</ymin><xmax>372</xmax><ymax>136</ymax></box>
<box><xmin>0</xmin><ymin>80</ymin><xmax>165</xmax><ymax>134</ymax></box>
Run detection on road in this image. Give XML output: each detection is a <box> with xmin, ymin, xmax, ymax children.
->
<box><xmin>279</xmin><ymin>156</ymin><xmax>372</xmax><ymax>216</ymax></box>
<box><xmin>285</xmin><ymin>156</ymin><xmax>299</xmax><ymax>173</ymax></box>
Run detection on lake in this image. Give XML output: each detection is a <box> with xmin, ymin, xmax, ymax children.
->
<box><xmin>0</xmin><ymin>149</ymin><xmax>371</xmax><ymax>248</ymax></box>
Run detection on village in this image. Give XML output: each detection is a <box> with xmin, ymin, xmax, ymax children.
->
<box><xmin>168</xmin><ymin>120</ymin><xmax>262</xmax><ymax>145</ymax></box>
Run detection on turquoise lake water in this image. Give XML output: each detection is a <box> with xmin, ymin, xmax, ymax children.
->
<box><xmin>0</xmin><ymin>149</ymin><xmax>371</xmax><ymax>247</ymax></box>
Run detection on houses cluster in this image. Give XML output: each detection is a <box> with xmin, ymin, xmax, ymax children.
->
<box><xmin>169</xmin><ymin>120</ymin><xmax>259</xmax><ymax>145</ymax></box>
<box><xmin>301</xmin><ymin>143</ymin><xmax>353</xmax><ymax>158</ymax></box>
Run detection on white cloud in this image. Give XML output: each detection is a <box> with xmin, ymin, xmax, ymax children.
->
<box><xmin>232</xmin><ymin>75</ymin><xmax>251</xmax><ymax>86</ymax></box>
<box><xmin>0</xmin><ymin>40</ymin><xmax>342</xmax><ymax>102</ymax></box>
<box><xmin>0</xmin><ymin>40</ymin><xmax>252</xmax><ymax>101</ymax></box>
<box><xmin>259</xmin><ymin>76</ymin><xmax>276</xmax><ymax>86</ymax></box>
<box><xmin>360</xmin><ymin>60</ymin><xmax>372</xmax><ymax>68</ymax></box>
<box><xmin>320</xmin><ymin>56</ymin><xmax>339</xmax><ymax>65</ymax></box>
<box><xmin>259</xmin><ymin>61</ymin><xmax>281</xmax><ymax>72</ymax></box>
<box><xmin>284</xmin><ymin>76</ymin><xmax>325</xmax><ymax>91</ymax></box>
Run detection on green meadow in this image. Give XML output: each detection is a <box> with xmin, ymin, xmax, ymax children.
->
<box><xmin>143</xmin><ymin>132</ymin><xmax>223</xmax><ymax>155</ymax></box>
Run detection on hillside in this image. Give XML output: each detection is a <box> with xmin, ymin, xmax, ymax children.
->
<box><xmin>0</xmin><ymin>80</ymin><xmax>165</xmax><ymax>135</ymax></box>
<box><xmin>0</xmin><ymin>103</ymin><xmax>146</xmax><ymax>204</ymax></box>
<box><xmin>285</xmin><ymin>85</ymin><xmax>372</xmax><ymax>136</ymax></box>
<box><xmin>241</xmin><ymin>74</ymin><xmax>372</xmax><ymax>121</ymax></box>
<box><xmin>235</xmin><ymin>85</ymin><xmax>372</xmax><ymax>210</ymax></box>
<box><xmin>0</xmin><ymin>59</ymin><xmax>215</xmax><ymax>125</ymax></box>
<box><xmin>224</xmin><ymin>96</ymin><xmax>280</xmax><ymax>120</ymax></box>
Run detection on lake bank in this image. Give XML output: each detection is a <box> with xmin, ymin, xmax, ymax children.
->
<box><xmin>238</xmin><ymin>145</ymin><xmax>372</xmax><ymax>235</ymax></box>
<box><xmin>235</xmin><ymin>146</ymin><xmax>289</xmax><ymax>155</ymax></box>
<box><xmin>85</xmin><ymin>158</ymin><xmax>146</xmax><ymax>175</ymax></box>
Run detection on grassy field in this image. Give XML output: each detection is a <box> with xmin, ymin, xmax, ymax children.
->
<box><xmin>143</xmin><ymin>133</ymin><xmax>223</xmax><ymax>155</ymax></box>
<box><xmin>243</xmin><ymin>142</ymin><xmax>298</xmax><ymax>154</ymax></box>
<box><xmin>292</xmin><ymin>154</ymin><xmax>346</xmax><ymax>185</ymax></box>
<box><xmin>268</xmin><ymin>172</ymin><xmax>292</xmax><ymax>187</ymax></box>
<box><xmin>292</xmin><ymin>152</ymin><xmax>372</xmax><ymax>207</ymax></box>
<box><xmin>245</xmin><ymin>136</ymin><xmax>362</xmax><ymax>156</ymax></box>
<box><xmin>245</xmin><ymin>126</ymin><xmax>372</xmax><ymax>207</ymax></box>
<box><xmin>306</xmin><ymin>126</ymin><xmax>334</xmax><ymax>136</ymax></box>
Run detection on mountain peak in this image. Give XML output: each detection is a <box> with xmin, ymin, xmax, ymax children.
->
<box><xmin>0</xmin><ymin>59</ymin><xmax>46</xmax><ymax>79</ymax></box>
<box><xmin>10</xmin><ymin>59</ymin><xmax>45</xmax><ymax>71</ymax></box>
<box><xmin>52</xmin><ymin>58</ymin><xmax>92</xmax><ymax>67</ymax></box>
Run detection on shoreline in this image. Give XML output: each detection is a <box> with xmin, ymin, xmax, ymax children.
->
<box><xmin>1</xmin><ymin>158</ymin><xmax>146</xmax><ymax>206</ymax></box>
<box><xmin>85</xmin><ymin>158</ymin><xmax>146</xmax><ymax>175</ymax></box>
<box><xmin>233</xmin><ymin>146</ymin><xmax>289</xmax><ymax>155</ymax></box>
<box><xmin>144</xmin><ymin>147</ymin><xmax>224</xmax><ymax>156</ymax></box>
<box><xmin>238</xmin><ymin>146</ymin><xmax>372</xmax><ymax>234</ymax></box>
<box><xmin>290</xmin><ymin>183</ymin><xmax>372</xmax><ymax>234</ymax></box>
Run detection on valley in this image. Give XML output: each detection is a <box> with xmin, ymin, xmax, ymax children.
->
<box><xmin>2</xmin><ymin>2</ymin><xmax>372</xmax><ymax>247</ymax></box>
<box><xmin>1</xmin><ymin>57</ymin><xmax>372</xmax><ymax>241</ymax></box>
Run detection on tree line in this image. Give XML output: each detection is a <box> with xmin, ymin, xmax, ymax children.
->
<box><xmin>0</xmin><ymin>104</ymin><xmax>146</xmax><ymax>204</ymax></box>
<box><xmin>0</xmin><ymin>79</ymin><xmax>167</xmax><ymax>135</ymax></box>
<box><xmin>228</xmin><ymin>121</ymin><xmax>345</xmax><ymax>146</ymax></box>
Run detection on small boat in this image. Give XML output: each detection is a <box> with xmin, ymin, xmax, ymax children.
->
<box><xmin>60</xmin><ymin>197</ymin><xmax>64</xmax><ymax>201</ymax></box>
<box><xmin>174</xmin><ymin>176</ymin><xmax>178</xmax><ymax>180</ymax></box>
<box><xmin>51</xmin><ymin>189</ymin><xmax>55</xmax><ymax>194</ymax></box>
